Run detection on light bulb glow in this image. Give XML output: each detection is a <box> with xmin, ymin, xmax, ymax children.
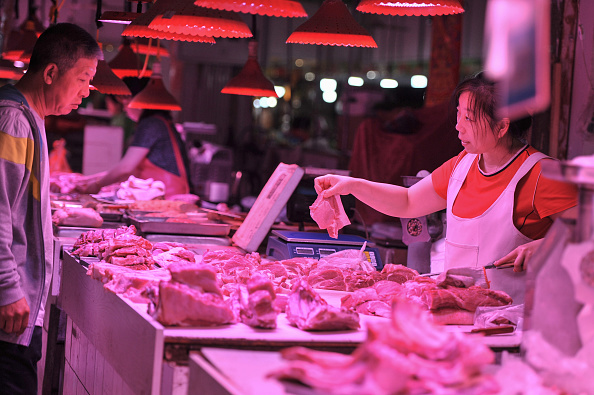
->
<box><xmin>380</xmin><ymin>78</ymin><xmax>398</xmax><ymax>88</ymax></box>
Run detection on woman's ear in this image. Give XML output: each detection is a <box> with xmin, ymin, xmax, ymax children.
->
<box><xmin>498</xmin><ymin>118</ymin><xmax>511</xmax><ymax>138</ymax></box>
<box><xmin>43</xmin><ymin>63</ymin><xmax>58</xmax><ymax>85</ymax></box>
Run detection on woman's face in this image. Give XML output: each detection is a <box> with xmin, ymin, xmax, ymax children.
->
<box><xmin>456</xmin><ymin>91</ymin><xmax>499</xmax><ymax>155</ymax></box>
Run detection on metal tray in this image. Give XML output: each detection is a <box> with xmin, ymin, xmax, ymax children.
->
<box><xmin>99</xmin><ymin>211</ymin><xmax>124</xmax><ymax>222</ymax></box>
<box><xmin>144</xmin><ymin>234</ymin><xmax>230</xmax><ymax>246</ymax></box>
<box><xmin>127</xmin><ymin>216</ymin><xmax>231</xmax><ymax>236</ymax></box>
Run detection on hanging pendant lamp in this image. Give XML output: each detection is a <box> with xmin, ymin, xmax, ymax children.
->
<box><xmin>90</xmin><ymin>59</ymin><xmax>133</xmax><ymax>96</ymax></box>
<box><xmin>148</xmin><ymin>0</ymin><xmax>252</xmax><ymax>38</ymax></box>
<box><xmin>0</xmin><ymin>59</ymin><xmax>25</xmax><ymax>80</ymax></box>
<box><xmin>221</xmin><ymin>40</ymin><xmax>278</xmax><ymax>97</ymax></box>
<box><xmin>128</xmin><ymin>62</ymin><xmax>182</xmax><ymax>111</ymax></box>
<box><xmin>286</xmin><ymin>0</ymin><xmax>377</xmax><ymax>47</ymax></box>
<box><xmin>129</xmin><ymin>37</ymin><xmax>170</xmax><ymax>58</ymax></box>
<box><xmin>356</xmin><ymin>0</ymin><xmax>464</xmax><ymax>16</ymax></box>
<box><xmin>122</xmin><ymin>0</ymin><xmax>216</xmax><ymax>43</ymax></box>
<box><xmin>2</xmin><ymin>21</ymin><xmax>39</xmax><ymax>63</ymax></box>
<box><xmin>194</xmin><ymin>0</ymin><xmax>307</xmax><ymax>18</ymax></box>
<box><xmin>108</xmin><ymin>39</ymin><xmax>152</xmax><ymax>78</ymax></box>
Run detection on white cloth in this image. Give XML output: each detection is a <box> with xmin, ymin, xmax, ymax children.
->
<box><xmin>444</xmin><ymin>151</ymin><xmax>547</xmax><ymax>304</ymax></box>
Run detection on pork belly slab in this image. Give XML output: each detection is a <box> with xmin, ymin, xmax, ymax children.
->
<box><xmin>151</xmin><ymin>263</ymin><xmax>235</xmax><ymax>327</ymax></box>
<box><xmin>285</xmin><ymin>279</ymin><xmax>359</xmax><ymax>331</ymax></box>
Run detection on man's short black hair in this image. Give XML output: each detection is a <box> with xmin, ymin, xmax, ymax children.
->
<box><xmin>27</xmin><ymin>23</ymin><xmax>103</xmax><ymax>74</ymax></box>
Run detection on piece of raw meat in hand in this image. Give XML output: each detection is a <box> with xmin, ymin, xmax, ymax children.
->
<box><xmin>309</xmin><ymin>191</ymin><xmax>351</xmax><ymax>238</ymax></box>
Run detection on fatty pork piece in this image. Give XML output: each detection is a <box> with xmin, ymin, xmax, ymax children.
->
<box><xmin>152</xmin><ymin>244</ymin><xmax>197</xmax><ymax>268</ymax></box>
<box><xmin>422</xmin><ymin>286</ymin><xmax>513</xmax><ymax>312</ymax></box>
<box><xmin>436</xmin><ymin>267</ymin><xmax>489</xmax><ymax>289</ymax></box>
<box><xmin>380</xmin><ymin>263</ymin><xmax>419</xmax><ymax>283</ymax></box>
<box><xmin>151</xmin><ymin>263</ymin><xmax>234</xmax><ymax>327</ymax></box>
<box><xmin>230</xmin><ymin>273</ymin><xmax>278</xmax><ymax>329</ymax></box>
<box><xmin>52</xmin><ymin>207</ymin><xmax>103</xmax><ymax>227</ymax></box>
<box><xmin>285</xmin><ymin>279</ymin><xmax>359</xmax><ymax>331</ymax></box>
<box><xmin>341</xmin><ymin>281</ymin><xmax>405</xmax><ymax>318</ymax></box>
<box><xmin>168</xmin><ymin>262</ymin><xmax>222</xmax><ymax>297</ymax></box>
<box><xmin>73</xmin><ymin>225</ymin><xmax>137</xmax><ymax>248</ymax></box>
<box><xmin>87</xmin><ymin>262</ymin><xmax>171</xmax><ymax>303</ymax></box>
<box><xmin>307</xmin><ymin>267</ymin><xmax>347</xmax><ymax>291</ymax></box>
<box><xmin>269</xmin><ymin>298</ymin><xmax>499</xmax><ymax>395</ymax></box>
<box><xmin>277</xmin><ymin>257</ymin><xmax>316</xmax><ymax>279</ymax></box>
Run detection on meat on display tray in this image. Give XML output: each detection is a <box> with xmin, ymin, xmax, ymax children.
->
<box><xmin>127</xmin><ymin>216</ymin><xmax>231</xmax><ymax>236</ymax></box>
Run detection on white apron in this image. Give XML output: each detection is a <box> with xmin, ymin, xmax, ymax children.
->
<box><xmin>444</xmin><ymin>151</ymin><xmax>548</xmax><ymax>304</ymax></box>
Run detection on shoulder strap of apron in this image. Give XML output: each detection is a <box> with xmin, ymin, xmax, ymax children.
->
<box><xmin>154</xmin><ymin>115</ymin><xmax>188</xmax><ymax>183</ymax></box>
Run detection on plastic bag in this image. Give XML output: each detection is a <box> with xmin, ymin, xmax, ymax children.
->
<box><xmin>317</xmin><ymin>242</ymin><xmax>375</xmax><ymax>273</ymax></box>
<box><xmin>49</xmin><ymin>138</ymin><xmax>72</xmax><ymax>174</ymax></box>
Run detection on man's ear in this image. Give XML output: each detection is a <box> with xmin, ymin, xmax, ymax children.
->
<box><xmin>498</xmin><ymin>118</ymin><xmax>511</xmax><ymax>138</ymax></box>
<box><xmin>43</xmin><ymin>63</ymin><xmax>58</xmax><ymax>85</ymax></box>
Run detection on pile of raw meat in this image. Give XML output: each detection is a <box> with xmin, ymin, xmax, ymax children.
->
<box><xmin>268</xmin><ymin>298</ymin><xmax>500</xmax><ymax>394</ymax></box>
<box><xmin>76</xmin><ymin>225</ymin><xmax>512</xmax><ymax>329</ymax></box>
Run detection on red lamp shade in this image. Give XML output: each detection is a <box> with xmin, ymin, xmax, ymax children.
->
<box><xmin>0</xmin><ymin>59</ymin><xmax>24</xmax><ymax>80</ymax></box>
<box><xmin>128</xmin><ymin>62</ymin><xmax>182</xmax><ymax>111</ymax></box>
<box><xmin>356</xmin><ymin>0</ymin><xmax>464</xmax><ymax>16</ymax></box>
<box><xmin>221</xmin><ymin>41</ymin><xmax>277</xmax><ymax>97</ymax></box>
<box><xmin>194</xmin><ymin>0</ymin><xmax>307</xmax><ymax>18</ymax></box>
<box><xmin>108</xmin><ymin>40</ymin><xmax>152</xmax><ymax>78</ymax></box>
<box><xmin>2</xmin><ymin>21</ymin><xmax>39</xmax><ymax>63</ymax></box>
<box><xmin>148</xmin><ymin>0</ymin><xmax>252</xmax><ymax>38</ymax></box>
<box><xmin>286</xmin><ymin>0</ymin><xmax>377</xmax><ymax>48</ymax></box>
<box><xmin>90</xmin><ymin>59</ymin><xmax>132</xmax><ymax>96</ymax></box>
<box><xmin>122</xmin><ymin>0</ymin><xmax>216</xmax><ymax>43</ymax></box>
<box><xmin>129</xmin><ymin>37</ymin><xmax>170</xmax><ymax>58</ymax></box>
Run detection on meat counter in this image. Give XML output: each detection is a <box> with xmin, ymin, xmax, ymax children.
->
<box><xmin>59</xmin><ymin>252</ymin><xmax>390</xmax><ymax>394</ymax></box>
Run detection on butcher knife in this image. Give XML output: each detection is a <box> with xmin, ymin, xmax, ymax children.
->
<box><xmin>419</xmin><ymin>262</ymin><xmax>514</xmax><ymax>277</ymax></box>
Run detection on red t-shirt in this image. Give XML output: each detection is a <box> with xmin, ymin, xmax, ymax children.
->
<box><xmin>432</xmin><ymin>146</ymin><xmax>578</xmax><ymax>239</ymax></box>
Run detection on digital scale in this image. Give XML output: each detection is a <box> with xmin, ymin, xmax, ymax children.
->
<box><xmin>266</xmin><ymin>230</ymin><xmax>383</xmax><ymax>270</ymax></box>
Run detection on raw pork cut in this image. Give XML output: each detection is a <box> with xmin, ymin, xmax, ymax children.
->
<box><xmin>230</xmin><ymin>273</ymin><xmax>278</xmax><ymax>329</ymax></box>
<box><xmin>52</xmin><ymin>207</ymin><xmax>103</xmax><ymax>227</ymax></box>
<box><xmin>150</xmin><ymin>263</ymin><xmax>234</xmax><ymax>327</ymax></box>
<box><xmin>153</xmin><ymin>281</ymin><xmax>235</xmax><ymax>326</ymax></box>
<box><xmin>309</xmin><ymin>191</ymin><xmax>350</xmax><ymax>238</ymax></box>
<box><xmin>285</xmin><ymin>279</ymin><xmax>359</xmax><ymax>331</ymax></box>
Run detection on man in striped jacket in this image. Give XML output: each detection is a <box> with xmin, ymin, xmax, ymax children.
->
<box><xmin>0</xmin><ymin>23</ymin><xmax>102</xmax><ymax>394</ymax></box>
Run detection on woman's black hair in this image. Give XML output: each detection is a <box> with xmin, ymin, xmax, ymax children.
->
<box><xmin>452</xmin><ymin>71</ymin><xmax>531</xmax><ymax>141</ymax></box>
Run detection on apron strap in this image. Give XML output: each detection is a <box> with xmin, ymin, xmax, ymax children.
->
<box><xmin>154</xmin><ymin>115</ymin><xmax>189</xmax><ymax>190</ymax></box>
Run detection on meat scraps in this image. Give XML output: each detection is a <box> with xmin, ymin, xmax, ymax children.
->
<box><xmin>309</xmin><ymin>191</ymin><xmax>351</xmax><ymax>238</ymax></box>
<box><xmin>285</xmin><ymin>279</ymin><xmax>359</xmax><ymax>331</ymax></box>
<box><xmin>268</xmin><ymin>298</ymin><xmax>499</xmax><ymax>395</ymax></box>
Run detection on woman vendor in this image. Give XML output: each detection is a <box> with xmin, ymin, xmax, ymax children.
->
<box><xmin>77</xmin><ymin>77</ymin><xmax>190</xmax><ymax>198</ymax></box>
<box><xmin>314</xmin><ymin>73</ymin><xmax>578</xmax><ymax>304</ymax></box>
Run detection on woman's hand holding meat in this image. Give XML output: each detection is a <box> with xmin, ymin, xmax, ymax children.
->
<box><xmin>314</xmin><ymin>175</ymin><xmax>354</xmax><ymax>197</ymax></box>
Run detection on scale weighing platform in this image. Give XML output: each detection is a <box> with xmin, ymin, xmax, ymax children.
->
<box><xmin>266</xmin><ymin>230</ymin><xmax>383</xmax><ymax>270</ymax></box>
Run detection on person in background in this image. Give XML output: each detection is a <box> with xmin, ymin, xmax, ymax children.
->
<box><xmin>77</xmin><ymin>77</ymin><xmax>191</xmax><ymax>198</ymax></box>
<box><xmin>314</xmin><ymin>72</ymin><xmax>578</xmax><ymax>304</ymax></box>
<box><xmin>0</xmin><ymin>23</ymin><xmax>102</xmax><ymax>394</ymax></box>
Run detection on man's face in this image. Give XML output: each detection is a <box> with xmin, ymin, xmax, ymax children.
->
<box><xmin>48</xmin><ymin>57</ymin><xmax>97</xmax><ymax>116</ymax></box>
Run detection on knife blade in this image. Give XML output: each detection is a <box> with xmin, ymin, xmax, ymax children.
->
<box><xmin>419</xmin><ymin>262</ymin><xmax>514</xmax><ymax>277</ymax></box>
